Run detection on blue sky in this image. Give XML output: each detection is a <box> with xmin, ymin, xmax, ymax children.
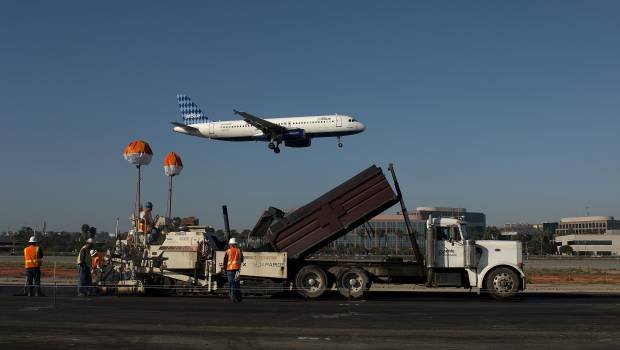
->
<box><xmin>1</xmin><ymin>1</ymin><xmax>619</xmax><ymax>233</ymax></box>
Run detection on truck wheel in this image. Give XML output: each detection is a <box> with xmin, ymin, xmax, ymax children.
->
<box><xmin>337</xmin><ymin>267</ymin><xmax>370</xmax><ymax>299</ymax></box>
<box><xmin>295</xmin><ymin>265</ymin><xmax>328</xmax><ymax>299</ymax></box>
<box><xmin>485</xmin><ymin>267</ymin><xmax>519</xmax><ymax>300</ymax></box>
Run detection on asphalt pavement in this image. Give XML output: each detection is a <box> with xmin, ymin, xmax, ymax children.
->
<box><xmin>0</xmin><ymin>291</ymin><xmax>619</xmax><ymax>349</ymax></box>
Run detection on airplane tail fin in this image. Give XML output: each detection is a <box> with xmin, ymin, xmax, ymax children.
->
<box><xmin>176</xmin><ymin>94</ymin><xmax>208</xmax><ymax>125</ymax></box>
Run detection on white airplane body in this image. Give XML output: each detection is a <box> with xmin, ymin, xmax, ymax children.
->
<box><xmin>172</xmin><ymin>94</ymin><xmax>365</xmax><ymax>153</ymax></box>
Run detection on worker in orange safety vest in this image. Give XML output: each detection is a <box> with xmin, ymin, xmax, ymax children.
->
<box><xmin>222</xmin><ymin>238</ymin><xmax>244</xmax><ymax>303</ymax></box>
<box><xmin>91</xmin><ymin>250</ymin><xmax>101</xmax><ymax>269</ymax></box>
<box><xmin>23</xmin><ymin>236</ymin><xmax>44</xmax><ymax>297</ymax></box>
<box><xmin>90</xmin><ymin>249</ymin><xmax>102</xmax><ymax>284</ymax></box>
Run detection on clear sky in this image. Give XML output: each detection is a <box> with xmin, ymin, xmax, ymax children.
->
<box><xmin>1</xmin><ymin>1</ymin><xmax>619</xmax><ymax>233</ymax></box>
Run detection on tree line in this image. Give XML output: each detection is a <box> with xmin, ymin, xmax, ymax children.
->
<box><xmin>1</xmin><ymin>225</ymin><xmax>115</xmax><ymax>254</ymax></box>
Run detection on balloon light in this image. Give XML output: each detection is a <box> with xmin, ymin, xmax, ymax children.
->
<box><xmin>164</xmin><ymin>151</ymin><xmax>184</xmax><ymax>220</ymax></box>
<box><xmin>123</xmin><ymin>140</ymin><xmax>153</xmax><ymax>245</ymax></box>
<box><xmin>164</xmin><ymin>152</ymin><xmax>183</xmax><ymax>177</ymax></box>
<box><xmin>123</xmin><ymin>140</ymin><xmax>153</xmax><ymax>166</ymax></box>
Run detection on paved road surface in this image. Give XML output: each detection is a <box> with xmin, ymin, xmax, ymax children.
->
<box><xmin>0</xmin><ymin>291</ymin><xmax>618</xmax><ymax>349</ymax></box>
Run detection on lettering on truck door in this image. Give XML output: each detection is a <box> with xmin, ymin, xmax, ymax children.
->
<box><xmin>435</xmin><ymin>226</ymin><xmax>465</xmax><ymax>268</ymax></box>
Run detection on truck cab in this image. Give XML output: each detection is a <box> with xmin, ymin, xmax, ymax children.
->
<box><xmin>426</xmin><ymin>217</ymin><xmax>526</xmax><ymax>299</ymax></box>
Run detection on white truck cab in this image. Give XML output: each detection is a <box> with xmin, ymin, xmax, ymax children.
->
<box><xmin>426</xmin><ymin>217</ymin><xmax>526</xmax><ymax>299</ymax></box>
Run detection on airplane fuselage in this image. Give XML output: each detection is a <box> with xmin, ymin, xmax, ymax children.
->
<box><xmin>173</xmin><ymin>114</ymin><xmax>365</xmax><ymax>142</ymax></box>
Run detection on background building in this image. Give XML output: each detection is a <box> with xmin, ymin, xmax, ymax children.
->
<box><xmin>556</xmin><ymin>216</ymin><xmax>620</xmax><ymax>235</ymax></box>
<box><xmin>554</xmin><ymin>216</ymin><xmax>620</xmax><ymax>256</ymax></box>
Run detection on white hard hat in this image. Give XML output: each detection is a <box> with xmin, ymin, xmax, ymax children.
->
<box><xmin>90</xmin><ymin>249</ymin><xmax>97</xmax><ymax>256</ymax></box>
<box><xmin>228</xmin><ymin>238</ymin><xmax>237</xmax><ymax>245</ymax></box>
<box><xmin>28</xmin><ymin>236</ymin><xmax>37</xmax><ymax>243</ymax></box>
<box><xmin>86</xmin><ymin>238</ymin><xmax>94</xmax><ymax>244</ymax></box>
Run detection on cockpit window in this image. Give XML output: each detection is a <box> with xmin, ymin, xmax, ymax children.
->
<box><xmin>351</xmin><ymin>118</ymin><xmax>358</xmax><ymax>122</ymax></box>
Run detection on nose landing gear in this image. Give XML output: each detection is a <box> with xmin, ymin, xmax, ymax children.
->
<box><xmin>337</xmin><ymin>136</ymin><xmax>343</xmax><ymax>148</ymax></box>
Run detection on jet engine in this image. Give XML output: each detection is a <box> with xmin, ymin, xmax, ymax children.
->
<box><xmin>284</xmin><ymin>138</ymin><xmax>311</xmax><ymax>147</ymax></box>
<box><xmin>282</xmin><ymin>129</ymin><xmax>306</xmax><ymax>141</ymax></box>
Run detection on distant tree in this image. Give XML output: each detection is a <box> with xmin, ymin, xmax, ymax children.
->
<box><xmin>214</xmin><ymin>229</ymin><xmax>225</xmax><ymax>240</ymax></box>
<box><xmin>559</xmin><ymin>245</ymin><xmax>574</xmax><ymax>255</ymax></box>
<box><xmin>526</xmin><ymin>230</ymin><xmax>556</xmax><ymax>256</ymax></box>
<box><xmin>240</xmin><ymin>229</ymin><xmax>251</xmax><ymax>241</ymax></box>
<box><xmin>80</xmin><ymin>224</ymin><xmax>90</xmax><ymax>242</ymax></box>
<box><xmin>483</xmin><ymin>226</ymin><xmax>501</xmax><ymax>240</ymax></box>
<box><xmin>88</xmin><ymin>226</ymin><xmax>97</xmax><ymax>238</ymax></box>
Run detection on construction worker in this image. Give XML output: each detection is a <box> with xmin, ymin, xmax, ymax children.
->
<box><xmin>23</xmin><ymin>236</ymin><xmax>44</xmax><ymax>297</ymax></box>
<box><xmin>90</xmin><ymin>249</ymin><xmax>101</xmax><ymax>283</ymax></box>
<box><xmin>139</xmin><ymin>202</ymin><xmax>154</xmax><ymax>233</ymax></box>
<box><xmin>77</xmin><ymin>238</ymin><xmax>94</xmax><ymax>296</ymax></box>
<box><xmin>91</xmin><ymin>249</ymin><xmax>101</xmax><ymax>269</ymax></box>
<box><xmin>222</xmin><ymin>238</ymin><xmax>244</xmax><ymax>303</ymax></box>
<box><xmin>140</xmin><ymin>201</ymin><xmax>161</xmax><ymax>244</ymax></box>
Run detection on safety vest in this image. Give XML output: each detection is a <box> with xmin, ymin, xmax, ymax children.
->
<box><xmin>92</xmin><ymin>256</ymin><xmax>101</xmax><ymax>269</ymax></box>
<box><xmin>226</xmin><ymin>247</ymin><xmax>241</xmax><ymax>271</ymax></box>
<box><xmin>77</xmin><ymin>246</ymin><xmax>92</xmax><ymax>268</ymax></box>
<box><xmin>138</xmin><ymin>221</ymin><xmax>146</xmax><ymax>233</ymax></box>
<box><xmin>139</xmin><ymin>211</ymin><xmax>152</xmax><ymax>233</ymax></box>
<box><xmin>24</xmin><ymin>245</ymin><xmax>41</xmax><ymax>269</ymax></box>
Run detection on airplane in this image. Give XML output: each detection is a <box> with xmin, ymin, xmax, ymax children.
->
<box><xmin>171</xmin><ymin>94</ymin><xmax>365</xmax><ymax>154</ymax></box>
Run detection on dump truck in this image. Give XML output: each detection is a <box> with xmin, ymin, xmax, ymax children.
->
<box><xmin>101</xmin><ymin>164</ymin><xmax>525</xmax><ymax>300</ymax></box>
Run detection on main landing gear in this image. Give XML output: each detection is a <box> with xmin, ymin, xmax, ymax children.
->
<box><xmin>337</xmin><ymin>136</ymin><xmax>343</xmax><ymax>148</ymax></box>
<box><xmin>268</xmin><ymin>141</ymin><xmax>281</xmax><ymax>154</ymax></box>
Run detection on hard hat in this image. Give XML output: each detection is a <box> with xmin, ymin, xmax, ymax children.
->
<box><xmin>228</xmin><ymin>238</ymin><xmax>237</xmax><ymax>245</ymax></box>
<box><xmin>28</xmin><ymin>236</ymin><xmax>37</xmax><ymax>243</ymax></box>
<box><xmin>145</xmin><ymin>201</ymin><xmax>153</xmax><ymax>209</ymax></box>
<box><xmin>86</xmin><ymin>238</ymin><xmax>94</xmax><ymax>244</ymax></box>
<box><xmin>90</xmin><ymin>249</ymin><xmax>97</xmax><ymax>256</ymax></box>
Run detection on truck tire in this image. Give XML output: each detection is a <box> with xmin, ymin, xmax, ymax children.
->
<box><xmin>337</xmin><ymin>267</ymin><xmax>370</xmax><ymax>299</ymax></box>
<box><xmin>295</xmin><ymin>265</ymin><xmax>328</xmax><ymax>299</ymax></box>
<box><xmin>485</xmin><ymin>267</ymin><xmax>519</xmax><ymax>300</ymax></box>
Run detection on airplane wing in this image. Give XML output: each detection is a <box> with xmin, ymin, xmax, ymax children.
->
<box><xmin>171</xmin><ymin>121</ymin><xmax>199</xmax><ymax>132</ymax></box>
<box><xmin>234</xmin><ymin>110</ymin><xmax>287</xmax><ymax>136</ymax></box>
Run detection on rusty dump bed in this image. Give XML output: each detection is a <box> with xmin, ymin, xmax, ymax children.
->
<box><xmin>268</xmin><ymin>165</ymin><xmax>399</xmax><ymax>260</ymax></box>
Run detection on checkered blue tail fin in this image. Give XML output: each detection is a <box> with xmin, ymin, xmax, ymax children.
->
<box><xmin>177</xmin><ymin>94</ymin><xmax>208</xmax><ymax>125</ymax></box>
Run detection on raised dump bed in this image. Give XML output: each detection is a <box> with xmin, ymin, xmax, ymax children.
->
<box><xmin>267</xmin><ymin>165</ymin><xmax>399</xmax><ymax>260</ymax></box>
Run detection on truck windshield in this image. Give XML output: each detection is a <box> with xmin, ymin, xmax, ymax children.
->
<box><xmin>460</xmin><ymin>225</ymin><xmax>468</xmax><ymax>240</ymax></box>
